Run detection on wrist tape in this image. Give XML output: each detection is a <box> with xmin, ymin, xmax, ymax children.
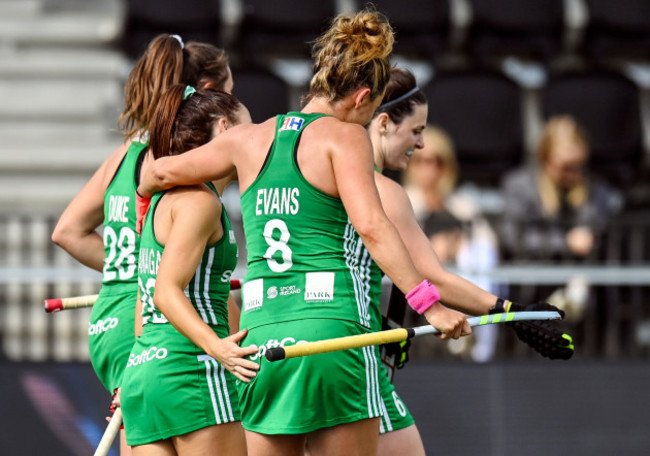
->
<box><xmin>405</xmin><ymin>280</ymin><xmax>441</xmax><ymax>314</ymax></box>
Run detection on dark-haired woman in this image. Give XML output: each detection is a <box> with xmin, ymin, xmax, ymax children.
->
<box><xmin>120</xmin><ymin>86</ymin><xmax>258</xmax><ymax>456</ymax></box>
<box><xmin>51</xmin><ymin>34</ymin><xmax>235</xmax><ymax>454</ymax></box>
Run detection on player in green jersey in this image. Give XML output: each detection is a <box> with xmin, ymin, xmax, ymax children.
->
<box><xmin>138</xmin><ymin>9</ymin><xmax>471</xmax><ymax>456</ymax></box>
<box><xmin>366</xmin><ymin>67</ymin><xmax>573</xmax><ymax>455</ymax></box>
<box><xmin>120</xmin><ymin>85</ymin><xmax>258</xmax><ymax>455</ymax></box>
<box><xmin>51</xmin><ymin>34</ymin><xmax>235</xmax><ymax>454</ymax></box>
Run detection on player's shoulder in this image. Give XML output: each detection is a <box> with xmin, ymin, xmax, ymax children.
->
<box><xmin>232</xmin><ymin>116</ymin><xmax>276</xmax><ymax>142</ymax></box>
<box><xmin>166</xmin><ymin>184</ymin><xmax>219</xmax><ymax>209</ymax></box>
<box><xmin>316</xmin><ymin>115</ymin><xmax>364</xmax><ymax>132</ymax></box>
<box><xmin>309</xmin><ymin>117</ymin><xmax>368</xmax><ymax>146</ymax></box>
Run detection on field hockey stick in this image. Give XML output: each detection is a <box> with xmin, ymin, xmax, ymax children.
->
<box><xmin>44</xmin><ymin>279</ymin><xmax>243</xmax><ymax>312</ymax></box>
<box><xmin>93</xmin><ymin>406</ymin><xmax>122</xmax><ymax>456</ymax></box>
<box><xmin>44</xmin><ymin>294</ymin><xmax>99</xmax><ymax>312</ymax></box>
<box><xmin>265</xmin><ymin>311</ymin><xmax>562</xmax><ymax>361</ymax></box>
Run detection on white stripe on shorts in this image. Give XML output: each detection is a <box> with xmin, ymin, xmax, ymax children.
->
<box><xmin>197</xmin><ymin>354</ymin><xmax>235</xmax><ymax>423</ymax></box>
<box><xmin>379</xmin><ymin>396</ymin><xmax>393</xmax><ymax>433</ymax></box>
<box><xmin>362</xmin><ymin>346</ymin><xmax>381</xmax><ymax>419</ymax></box>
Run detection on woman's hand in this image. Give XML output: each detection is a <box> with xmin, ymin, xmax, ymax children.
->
<box><xmin>208</xmin><ymin>329</ymin><xmax>260</xmax><ymax>382</ymax></box>
<box><xmin>422</xmin><ymin>305</ymin><xmax>472</xmax><ymax>340</ymax></box>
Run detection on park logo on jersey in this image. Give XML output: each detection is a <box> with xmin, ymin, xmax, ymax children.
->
<box><xmin>304</xmin><ymin>272</ymin><xmax>334</xmax><ymax>302</ymax></box>
<box><xmin>243</xmin><ymin>278</ymin><xmax>264</xmax><ymax>312</ymax></box>
<box><xmin>279</xmin><ymin>116</ymin><xmax>304</xmax><ymax>132</ymax></box>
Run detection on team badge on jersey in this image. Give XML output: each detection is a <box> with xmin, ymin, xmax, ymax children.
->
<box><xmin>279</xmin><ymin>116</ymin><xmax>304</xmax><ymax>132</ymax></box>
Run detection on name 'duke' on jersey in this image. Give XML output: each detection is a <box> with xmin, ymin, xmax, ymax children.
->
<box><xmin>108</xmin><ymin>195</ymin><xmax>131</xmax><ymax>222</ymax></box>
<box><xmin>255</xmin><ymin>187</ymin><xmax>300</xmax><ymax>216</ymax></box>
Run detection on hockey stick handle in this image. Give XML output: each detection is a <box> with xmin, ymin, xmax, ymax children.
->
<box><xmin>44</xmin><ymin>279</ymin><xmax>243</xmax><ymax>312</ymax></box>
<box><xmin>44</xmin><ymin>294</ymin><xmax>99</xmax><ymax>312</ymax></box>
<box><xmin>265</xmin><ymin>311</ymin><xmax>561</xmax><ymax>362</ymax></box>
<box><xmin>93</xmin><ymin>406</ymin><xmax>122</xmax><ymax>456</ymax></box>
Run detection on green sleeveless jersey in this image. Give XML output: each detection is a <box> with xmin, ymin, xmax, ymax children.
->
<box><xmin>239</xmin><ymin>112</ymin><xmax>381</xmax><ymax>330</ymax></box>
<box><xmin>101</xmin><ymin>139</ymin><xmax>148</xmax><ymax>290</ymax></box>
<box><xmin>138</xmin><ymin>184</ymin><xmax>238</xmax><ymax>327</ymax></box>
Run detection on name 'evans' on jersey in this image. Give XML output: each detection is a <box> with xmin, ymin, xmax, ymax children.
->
<box><xmin>255</xmin><ymin>187</ymin><xmax>300</xmax><ymax>216</ymax></box>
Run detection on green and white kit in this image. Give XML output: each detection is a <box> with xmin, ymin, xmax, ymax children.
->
<box><xmin>121</xmin><ymin>184</ymin><xmax>240</xmax><ymax>446</ymax></box>
<box><xmin>89</xmin><ymin>139</ymin><xmax>147</xmax><ymax>393</ymax></box>
<box><xmin>238</xmin><ymin>112</ymin><xmax>412</xmax><ymax>434</ymax></box>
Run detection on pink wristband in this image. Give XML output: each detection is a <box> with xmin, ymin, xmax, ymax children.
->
<box><xmin>405</xmin><ymin>280</ymin><xmax>441</xmax><ymax>314</ymax></box>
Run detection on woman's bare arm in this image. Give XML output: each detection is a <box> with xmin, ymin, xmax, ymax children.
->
<box><xmin>376</xmin><ymin>173</ymin><xmax>497</xmax><ymax>315</ymax></box>
<box><xmin>51</xmin><ymin>142</ymin><xmax>130</xmax><ymax>271</ymax></box>
<box><xmin>330</xmin><ymin>123</ymin><xmax>470</xmax><ymax>338</ymax></box>
<box><xmin>153</xmin><ymin>187</ymin><xmax>259</xmax><ymax>381</ymax></box>
<box><xmin>138</xmin><ymin>124</ymin><xmax>255</xmax><ymax>197</ymax></box>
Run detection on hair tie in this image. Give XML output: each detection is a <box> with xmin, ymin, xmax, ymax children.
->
<box><xmin>183</xmin><ymin>85</ymin><xmax>196</xmax><ymax>100</ymax></box>
<box><xmin>170</xmin><ymin>34</ymin><xmax>184</xmax><ymax>49</ymax></box>
<box><xmin>378</xmin><ymin>87</ymin><xmax>420</xmax><ymax>111</ymax></box>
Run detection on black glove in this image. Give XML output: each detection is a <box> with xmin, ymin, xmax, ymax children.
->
<box><xmin>380</xmin><ymin>315</ymin><xmax>412</xmax><ymax>371</ymax></box>
<box><xmin>382</xmin><ymin>338</ymin><xmax>412</xmax><ymax>370</ymax></box>
<box><xmin>491</xmin><ymin>299</ymin><xmax>574</xmax><ymax>360</ymax></box>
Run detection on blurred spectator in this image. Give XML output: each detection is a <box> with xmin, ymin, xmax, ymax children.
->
<box><xmin>499</xmin><ymin>115</ymin><xmax>624</xmax><ymax>262</ymax></box>
<box><xmin>404</xmin><ymin>126</ymin><xmax>501</xmax><ymax>362</ymax></box>
<box><xmin>404</xmin><ymin>126</ymin><xmax>461</xmax><ymax>263</ymax></box>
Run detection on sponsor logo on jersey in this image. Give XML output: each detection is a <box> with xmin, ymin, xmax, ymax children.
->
<box><xmin>279</xmin><ymin>285</ymin><xmax>301</xmax><ymax>296</ymax></box>
<box><xmin>220</xmin><ymin>269</ymin><xmax>233</xmax><ymax>283</ymax></box>
<box><xmin>126</xmin><ymin>346</ymin><xmax>169</xmax><ymax>367</ymax></box>
<box><xmin>88</xmin><ymin>317</ymin><xmax>119</xmax><ymax>336</ymax></box>
<box><xmin>243</xmin><ymin>278</ymin><xmax>264</xmax><ymax>312</ymax></box>
<box><xmin>267</xmin><ymin>286</ymin><xmax>278</xmax><ymax>299</ymax></box>
<box><xmin>279</xmin><ymin>116</ymin><xmax>304</xmax><ymax>132</ymax></box>
<box><xmin>304</xmin><ymin>271</ymin><xmax>335</xmax><ymax>302</ymax></box>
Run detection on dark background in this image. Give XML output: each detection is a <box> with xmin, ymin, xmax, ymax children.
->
<box><xmin>3</xmin><ymin>361</ymin><xmax>649</xmax><ymax>455</ymax></box>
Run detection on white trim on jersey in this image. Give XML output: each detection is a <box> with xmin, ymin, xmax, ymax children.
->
<box><xmin>201</xmin><ymin>247</ymin><xmax>219</xmax><ymax>325</ymax></box>
<box><xmin>344</xmin><ymin>222</ymin><xmax>372</xmax><ymax>328</ymax></box>
<box><xmin>186</xmin><ymin>247</ymin><xmax>219</xmax><ymax>325</ymax></box>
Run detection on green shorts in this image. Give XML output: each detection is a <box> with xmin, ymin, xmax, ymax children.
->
<box><xmin>377</xmin><ymin>363</ymin><xmax>415</xmax><ymax>434</ymax></box>
<box><xmin>88</xmin><ymin>288</ymin><xmax>137</xmax><ymax>392</ymax></box>
<box><xmin>237</xmin><ymin>319</ymin><xmax>382</xmax><ymax>435</ymax></box>
<box><xmin>121</xmin><ymin>324</ymin><xmax>240</xmax><ymax>446</ymax></box>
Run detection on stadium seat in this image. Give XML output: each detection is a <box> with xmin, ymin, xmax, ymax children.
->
<box><xmin>541</xmin><ymin>68</ymin><xmax>644</xmax><ymax>188</ymax></box>
<box><xmin>361</xmin><ymin>0</ymin><xmax>452</xmax><ymax>60</ymax></box>
<box><xmin>465</xmin><ymin>0</ymin><xmax>566</xmax><ymax>64</ymax></box>
<box><xmin>423</xmin><ymin>68</ymin><xmax>525</xmax><ymax>186</ymax></box>
<box><xmin>231</xmin><ymin>66</ymin><xmax>291</xmax><ymax>124</ymax></box>
<box><xmin>581</xmin><ymin>0</ymin><xmax>650</xmax><ymax>63</ymax></box>
<box><xmin>234</xmin><ymin>0</ymin><xmax>337</xmax><ymax>64</ymax></box>
<box><xmin>121</xmin><ymin>0</ymin><xmax>222</xmax><ymax>60</ymax></box>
